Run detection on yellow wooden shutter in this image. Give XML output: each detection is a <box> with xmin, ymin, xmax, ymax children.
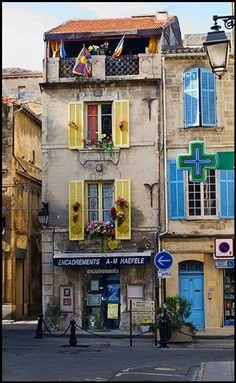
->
<box><xmin>69</xmin><ymin>181</ymin><xmax>84</xmax><ymax>240</ymax></box>
<box><xmin>113</xmin><ymin>100</ymin><xmax>129</xmax><ymax>148</ymax></box>
<box><xmin>68</xmin><ymin>102</ymin><xmax>84</xmax><ymax>149</ymax></box>
<box><xmin>115</xmin><ymin>179</ymin><xmax>131</xmax><ymax>240</ymax></box>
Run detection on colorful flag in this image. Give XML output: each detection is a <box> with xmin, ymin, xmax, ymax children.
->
<box><xmin>112</xmin><ymin>35</ymin><xmax>125</xmax><ymax>58</ymax></box>
<box><xmin>73</xmin><ymin>45</ymin><xmax>92</xmax><ymax>77</ymax></box>
<box><xmin>60</xmin><ymin>40</ymin><xmax>67</xmax><ymax>58</ymax></box>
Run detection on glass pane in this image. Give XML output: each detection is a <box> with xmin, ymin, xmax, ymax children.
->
<box><xmin>89</xmin><ymin>184</ymin><xmax>98</xmax><ymax>197</ymax></box>
<box><xmin>101</xmin><ymin>104</ymin><xmax>111</xmax><ymax>114</ymax></box>
<box><xmin>102</xmin><ymin>116</ymin><xmax>112</xmax><ymax>137</ymax></box>
<box><xmin>89</xmin><ymin>211</ymin><xmax>98</xmax><ymax>221</ymax></box>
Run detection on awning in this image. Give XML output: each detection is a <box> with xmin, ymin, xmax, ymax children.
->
<box><xmin>53</xmin><ymin>251</ymin><xmax>152</xmax><ymax>267</ymax></box>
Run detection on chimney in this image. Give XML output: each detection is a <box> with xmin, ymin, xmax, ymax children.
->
<box><xmin>156</xmin><ymin>11</ymin><xmax>169</xmax><ymax>20</ymax></box>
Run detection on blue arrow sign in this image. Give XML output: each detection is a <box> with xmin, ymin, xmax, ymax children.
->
<box><xmin>154</xmin><ymin>251</ymin><xmax>173</xmax><ymax>270</ymax></box>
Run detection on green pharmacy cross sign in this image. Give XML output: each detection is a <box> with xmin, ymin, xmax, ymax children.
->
<box><xmin>177</xmin><ymin>141</ymin><xmax>217</xmax><ymax>182</ymax></box>
<box><xmin>177</xmin><ymin>141</ymin><xmax>234</xmax><ymax>182</ymax></box>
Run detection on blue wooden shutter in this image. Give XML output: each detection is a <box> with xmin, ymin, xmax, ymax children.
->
<box><xmin>168</xmin><ymin>160</ymin><xmax>186</xmax><ymax>219</ymax></box>
<box><xmin>220</xmin><ymin>170</ymin><xmax>234</xmax><ymax>218</ymax></box>
<box><xmin>183</xmin><ymin>68</ymin><xmax>199</xmax><ymax>127</ymax></box>
<box><xmin>200</xmin><ymin>68</ymin><xmax>216</xmax><ymax>127</ymax></box>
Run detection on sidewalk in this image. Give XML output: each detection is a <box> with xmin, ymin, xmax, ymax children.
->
<box><xmin>2</xmin><ymin>319</ymin><xmax>234</xmax><ymax>339</ymax></box>
<box><xmin>196</xmin><ymin>361</ymin><xmax>234</xmax><ymax>381</ymax></box>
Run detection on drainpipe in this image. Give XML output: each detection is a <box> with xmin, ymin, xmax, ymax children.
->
<box><xmin>157</xmin><ymin>55</ymin><xmax>169</xmax><ymax>305</ymax></box>
<box><xmin>158</xmin><ymin>55</ymin><xmax>169</xmax><ymax>249</ymax></box>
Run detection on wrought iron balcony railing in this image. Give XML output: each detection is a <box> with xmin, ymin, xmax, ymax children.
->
<box><xmin>59</xmin><ymin>55</ymin><xmax>139</xmax><ymax>78</ymax></box>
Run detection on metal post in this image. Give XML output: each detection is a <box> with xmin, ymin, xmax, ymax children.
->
<box><xmin>69</xmin><ymin>319</ymin><xmax>77</xmax><ymax>346</ymax></box>
<box><xmin>35</xmin><ymin>313</ymin><xmax>44</xmax><ymax>339</ymax></box>
<box><xmin>154</xmin><ymin>300</ymin><xmax>158</xmax><ymax>347</ymax></box>
<box><xmin>129</xmin><ymin>300</ymin><xmax>133</xmax><ymax>347</ymax></box>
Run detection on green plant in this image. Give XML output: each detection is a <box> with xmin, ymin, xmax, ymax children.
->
<box><xmin>44</xmin><ymin>297</ymin><xmax>65</xmax><ymax>329</ymax></box>
<box><xmin>164</xmin><ymin>295</ymin><xmax>197</xmax><ymax>335</ymax></box>
<box><xmin>98</xmin><ymin>134</ymin><xmax>114</xmax><ymax>157</ymax></box>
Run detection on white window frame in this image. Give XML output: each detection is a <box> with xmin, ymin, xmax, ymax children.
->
<box><xmin>186</xmin><ymin>169</ymin><xmax>219</xmax><ymax>219</ymax></box>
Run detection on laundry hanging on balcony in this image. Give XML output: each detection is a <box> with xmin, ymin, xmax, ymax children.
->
<box><xmin>73</xmin><ymin>45</ymin><xmax>92</xmax><ymax>77</ymax></box>
<box><xmin>60</xmin><ymin>40</ymin><xmax>67</xmax><ymax>58</ymax></box>
<box><xmin>112</xmin><ymin>35</ymin><xmax>125</xmax><ymax>58</ymax></box>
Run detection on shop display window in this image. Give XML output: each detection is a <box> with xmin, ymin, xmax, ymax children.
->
<box><xmin>224</xmin><ymin>269</ymin><xmax>235</xmax><ymax>325</ymax></box>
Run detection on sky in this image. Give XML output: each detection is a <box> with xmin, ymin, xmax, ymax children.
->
<box><xmin>2</xmin><ymin>1</ymin><xmax>232</xmax><ymax>71</ymax></box>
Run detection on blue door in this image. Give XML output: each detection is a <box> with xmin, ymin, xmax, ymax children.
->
<box><xmin>179</xmin><ymin>261</ymin><xmax>204</xmax><ymax>328</ymax></box>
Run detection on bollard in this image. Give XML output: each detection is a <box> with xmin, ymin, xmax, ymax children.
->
<box><xmin>158</xmin><ymin>308</ymin><xmax>171</xmax><ymax>348</ymax></box>
<box><xmin>69</xmin><ymin>319</ymin><xmax>77</xmax><ymax>346</ymax></box>
<box><xmin>35</xmin><ymin>313</ymin><xmax>44</xmax><ymax>339</ymax></box>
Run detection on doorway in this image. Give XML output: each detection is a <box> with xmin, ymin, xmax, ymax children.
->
<box><xmin>83</xmin><ymin>271</ymin><xmax>120</xmax><ymax>330</ymax></box>
<box><xmin>179</xmin><ymin>260</ymin><xmax>204</xmax><ymax>328</ymax></box>
<box><xmin>15</xmin><ymin>259</ymin><xmax>24</xmax><ymax>319</ymax></box>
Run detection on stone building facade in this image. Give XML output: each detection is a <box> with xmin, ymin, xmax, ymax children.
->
<box><xmin>40</xmin><ymin>12</ymin><xmax>183</xmax><ymax>330</ymax></box>
<box><xmin>2</xmin><ymin>99</ymin><xmax>42</xmax><ymax>319</ymax></box>
<box><xmin>2</xmin><ymin>68</ymin><xmax>43</xmax><ymax>102</ymax></box>
<box><xmin>159</xmin><ymin>37</ymin><xmax>234</xmax><ymax>331</ymax></box>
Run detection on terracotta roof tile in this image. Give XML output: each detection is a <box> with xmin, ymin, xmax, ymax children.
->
<box><xmin>46</xmin><ymin>15</ymin><xmax>175</xmax><ymax>35</ymax></box>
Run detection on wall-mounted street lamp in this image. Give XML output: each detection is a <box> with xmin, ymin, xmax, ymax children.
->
<box><xmin>38</xmin><ymin>202</ymin><xmax>49</xmax><ymax>227</ymax></box>
<box><xmin>203</xmin><ymin>15</ymin><xmax>235</xmax><ymax>79</ymax></box>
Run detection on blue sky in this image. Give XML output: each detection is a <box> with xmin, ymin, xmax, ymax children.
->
<box><xmin>2</xmin><ymin>1</ymin><xmax>232</xmax><ymax>71</ymax></box>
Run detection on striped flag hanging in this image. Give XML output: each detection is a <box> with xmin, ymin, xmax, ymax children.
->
<box><xmin>112</xmin><ymin>35</ymin><xmax>125</xmax><ymax>58</ymax></box>
<box><xmin>60</xmin><ymin>40</ymin><xmax>67</xmax><ymax>59</ymax></box>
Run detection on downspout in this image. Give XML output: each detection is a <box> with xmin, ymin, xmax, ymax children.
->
<box><xmin>158</xmin><ymin>55</ymin><xmax>168</xmax><ymax>253</ymax></box>
<box><xmin>157</xmin><ymin>55</ymin><xmax>168</xmax><ymax>306</ymax></box>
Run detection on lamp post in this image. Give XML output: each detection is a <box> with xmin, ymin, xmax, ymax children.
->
<box><xmin>203</xmin><ymin>15</ymin><xmax>235</xmax><ymax>79</ymax></box>
<box><xmin>38</xmin><ymin>202</ymin><xmax>49</xmax><ymax>227</ymax></box>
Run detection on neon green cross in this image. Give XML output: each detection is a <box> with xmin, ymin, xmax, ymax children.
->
<box><xmin>177</xmin><ymin>141</ymin><xmax>218</xmax><ymax>182</ymax></box>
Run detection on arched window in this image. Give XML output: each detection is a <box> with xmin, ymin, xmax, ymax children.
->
<box><xmin>179</xmin><ymin>260</ymin><xmax>203</xmax><ymax>272</ymax></box>
<box><xmin>183</xmin><ymin>68</ymin><xmax>216</xmax><ymax>128</ymax></box>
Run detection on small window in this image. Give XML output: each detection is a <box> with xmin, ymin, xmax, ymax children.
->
<box><xmin>18</xmin><ymin>86</ymin><xmax>26</xmax><ymax>100</ymax></box>
<box><xmin>188</xmin><ymin>169</ymin><xmax>217</xmax><ymax>218</ymax></box>
<box><xmin>179</xmin><ymin>260</ymin><xmax>203</xmax><ymax>272</ymax></box>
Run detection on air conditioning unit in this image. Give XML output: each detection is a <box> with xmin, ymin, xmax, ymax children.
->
<box><xmin>214</xmin><ymin>238</ymin><xmax>234</xmax><ymax>259</ymax></box>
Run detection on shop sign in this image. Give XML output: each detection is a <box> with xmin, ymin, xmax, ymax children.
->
<box><xmin>132</xmin><ymin>311</ymin><xmax>155</xmax><ymax>324</ymax></box>
<box><xmin>215</xmin><ymin>260</ymin><xmax>234</xmax><ymax>269</ymax></box>
<box><xmin>87</xmin><ymin>268</ymin><xmax>119</xmax><ymax>274</ymax></box>
<box><xmin>132</xmin><ymin>300</ymin><xmax>155</xmax><ymax>312</ymax></box>
<box><xmin>53</xmin><ymin>255</ymin><xmax>151</xmax><ymax>267</ymax></box>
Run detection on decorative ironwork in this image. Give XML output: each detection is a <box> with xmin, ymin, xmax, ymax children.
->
<box><xmin>59</xmin><ymin>55</ymin><xmax>139</xmax><ymax>78</ymax></box>
<box><xmin>59</xmin><ymin>58</ymin><xmax>76</xmax><ymax>78</ymax></box>
<box><xmin>212</xmin><ymin>14</ymin><xmax>235</xmax><ymax>30</ymax></box>
<box><xmin>106</xmin><ymin>55</ymin><xmax>139</xmax><ymax>76</ymax></box>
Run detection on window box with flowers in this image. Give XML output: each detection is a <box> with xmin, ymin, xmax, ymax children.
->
<box><xmin>85</xmin><ymin>220</ymin><xmax>115</xmax><ymax>254</ymax></box>
<box><xmin>82</xmin><ymin>134</ymin><xmax>114</xmax><ymax>157</ymax></box>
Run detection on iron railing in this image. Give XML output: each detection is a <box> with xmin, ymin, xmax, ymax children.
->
<box><xmin>59</xmin><ymin>55</ymin><xmax>139</xmax><ymax>78</ymax></box>
<box><xmin>105</xmin><ymin>55</ymin><xmax>139</xmax><ymax>76</ymax></box>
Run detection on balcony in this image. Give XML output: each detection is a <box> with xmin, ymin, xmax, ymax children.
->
<box><xmin>44</xmin><ymin>53</ymin><xmax>161</xmax><ymax>83</ymax></box>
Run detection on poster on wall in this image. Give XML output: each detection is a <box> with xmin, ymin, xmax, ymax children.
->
<box><xmin>105</xmin><ymin>283</ymin><xmax>120</xmax><ymax>302</ymax></box>
<box><xmin>107</xmin><ymin>303</ymin><xmax>119</xmax><ymax>319</ymax></box>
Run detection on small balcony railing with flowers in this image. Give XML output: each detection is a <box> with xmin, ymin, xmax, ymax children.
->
<box><xmin>48</xmin><ymin>53</ymin><xmax>160</xmax><ymax>81</ymax></box>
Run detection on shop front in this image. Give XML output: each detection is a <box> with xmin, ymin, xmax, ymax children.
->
<box><xmin>53</xmin><ymin>251</ymin><xmax>153</xmax><ymax>330</ymax></box>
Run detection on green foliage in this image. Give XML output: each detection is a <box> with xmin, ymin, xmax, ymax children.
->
<box><xmin>44</xmin><ymin>297</ymin><xmax>65</xmax><ymax>328</ymax></box>
<box><xmin>164</xmin><ymin>295</ymin><xmax>197</xmax><ymax>335</ymax></box>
